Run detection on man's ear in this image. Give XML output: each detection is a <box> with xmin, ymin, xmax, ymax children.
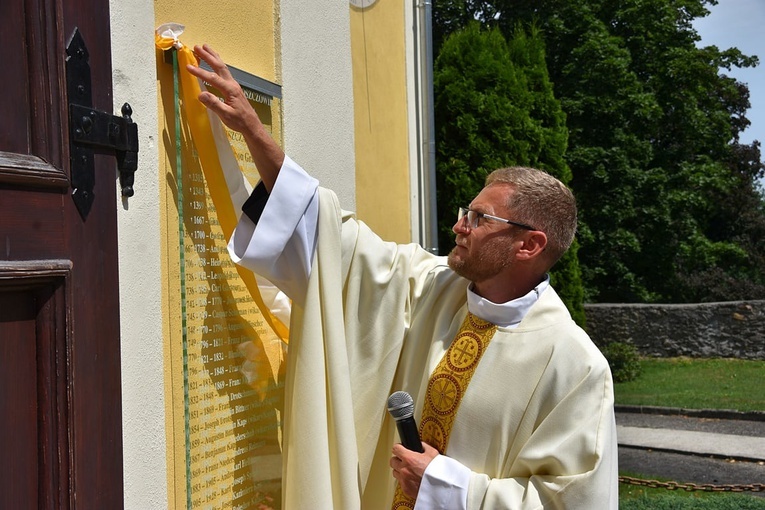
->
<box><xmin>515</xmin><ymin>231</ymin><xmax>547</xmax><ymax>261</ymax></box>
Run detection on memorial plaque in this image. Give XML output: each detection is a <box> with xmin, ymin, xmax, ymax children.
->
<box><xmin>169</xmin><ymin>77</ymin><xmax>285</xmax><ymax>509</ymax></box>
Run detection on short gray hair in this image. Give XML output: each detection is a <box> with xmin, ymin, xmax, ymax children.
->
<box><xmin>485</xmin><ymin>166</ymin><xmax>577</xmax><ymax>265</ymax></box>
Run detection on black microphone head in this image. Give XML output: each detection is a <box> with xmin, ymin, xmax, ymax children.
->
<box><xmin>387</xmin><ymin>391</ymin><xmax>414</xmax><ymax>421</ymax></box>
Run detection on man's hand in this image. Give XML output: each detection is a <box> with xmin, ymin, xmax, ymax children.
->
<box><xmin>390</xmin><ymin>442</ymin><xmax>439</xmax><ymax>499</ymax></box>
<box><xmin>185</xmin><ymin>43</ymin><xmax>284</xmax><ymax>191</ymax></box>
<box><xmin>186</xmin><ymin>44</ymin><xmax>259</xmax><ymax>135</ymax></box>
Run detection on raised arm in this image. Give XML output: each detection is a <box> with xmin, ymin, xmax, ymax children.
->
<box><xmin>186</xmin><ymin>44</ymin><xmax>283</xmax><ymax>192</ymax></box>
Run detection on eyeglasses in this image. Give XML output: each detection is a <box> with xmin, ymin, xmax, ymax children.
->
<box><xmin>457</xmin><ymin>206</ymin><xmax>536</xmax><ymax>231</ymax></box>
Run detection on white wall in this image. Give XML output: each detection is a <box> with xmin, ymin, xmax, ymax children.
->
<box><xmin>280</xmin><ymin>1</ymin><xmax>357</xmax><ymax>211</ymax></box>
<box><xmin>110</xmin><ymin>1</ymin><xmax>358</xmax><ymax>508</ymax></box>
<box><xmin>110</xmin><ymin>0</ymin><xmax>168</xmax><ymax>508</ymax></box>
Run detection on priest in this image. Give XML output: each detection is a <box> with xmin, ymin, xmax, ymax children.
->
<box><xmin>187</xmin><ymin>43</ymin><xmax>619</xmax><ymax>510</ymax></box>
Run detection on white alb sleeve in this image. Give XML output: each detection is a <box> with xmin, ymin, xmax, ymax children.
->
<box><xmin>227</xmin><ymin>155</ymin><xmax>319</xmax><ymax>301</ymax></box>
<box><xmin>413</xmin><ymin>455</ymin><xmax>470</xmax><ymax>510</ymax></box>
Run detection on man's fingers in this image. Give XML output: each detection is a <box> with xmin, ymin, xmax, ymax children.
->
<box><xmin>391</xmin><ymin>444</ymin><xmax>409</xmax><ymax>459</ymax></box>
<box><xmin>185</xmin><ymin>64</ymin><xmax>218</xmax><ymax>87</ymax></box>
<box><xmin>198</xmin><ymin>43</ymin><xmax>221</xmax><ymax>63</ymax></box>
<box><xmin>192</xmin><ymin>44</ymin><xmax>217</xmax><ymax>66</ymax></box>
<box><xmin>185</xmin><ymin>61</ymin><xmax>242</xmax><ymax>115</ymax></box>
<box><xmin>198</xmin><ymin>91</ymin><xmax>223</xmax><ymax>109</ymax></box>
<box><xmin>186</xmin><ymin>63</ymin><xmax>234</xmax><ymax>96</ymax></box>
<box><xmin>198</xmin><ymin>92</ymin><xmax>240</xmax><ymax>123</ymax></box>
<box><xmin>193</xmin><ymin>44</ymin><xmax>232</xmax><ymax>79</ymax></box>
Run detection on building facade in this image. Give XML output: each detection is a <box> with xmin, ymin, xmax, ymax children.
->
<box><xmin>112</xmin><ymin>0</ymin><xmax>434</xmax><ymax>507</ymax></box>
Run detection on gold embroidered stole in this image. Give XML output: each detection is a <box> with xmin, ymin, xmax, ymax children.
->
<box><xmin>392</xmin><ymin>313</ymin><xmax>498</xmax><ymax>509</ymax></box>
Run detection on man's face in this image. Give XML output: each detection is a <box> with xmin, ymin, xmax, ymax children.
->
<box><xmin>447</xmin><ymin>184</ymin><xmax>521</xmax><ymax>284</ymax></box>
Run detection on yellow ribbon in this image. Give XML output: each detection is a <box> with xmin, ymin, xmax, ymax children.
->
<box><xmin>155</xmin><ymin>32</ymin><xmax>289</xmax><ymax>342</ymax></box>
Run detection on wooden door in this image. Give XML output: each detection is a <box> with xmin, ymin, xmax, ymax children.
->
<box><xmin>0</xmin><ymin>0</ymin><xmax>124</xmax><ymax>507</ymax></box>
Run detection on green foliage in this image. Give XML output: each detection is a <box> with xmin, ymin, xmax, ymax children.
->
<box><xmin>432</xmin><ymin>0</ymin><xmax>765</xmax><ymax>304</ymax></box>
<box><xmin>549</xmin><ymin>239</ymin><xmax>586</xmax><ymax>327</ymax></box>
<box><xmin>433</xmin><ymin>22</ymin><xmax>587</xmax><ymax>325</ymax></box>
<box><xmin>434</xmin><ymin>22</ymin><xmax>567</xmax><ymax>240</ymax></box>
<box><xmin>599</xmin><ymin>342</ymin><xmax>642</xmax><ymax>383</ymax></box>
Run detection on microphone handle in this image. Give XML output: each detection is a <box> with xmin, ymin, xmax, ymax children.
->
<box><xmin>396</xmin><ymin>416</ymin><xmax>424</xmax><ymax>453</ymax></box>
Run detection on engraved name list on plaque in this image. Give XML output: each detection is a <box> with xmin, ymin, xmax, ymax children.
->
<box><xmin>168</xmin><ymin>61</ymin><xmax>285</xmax><ymax>510</ymax></box>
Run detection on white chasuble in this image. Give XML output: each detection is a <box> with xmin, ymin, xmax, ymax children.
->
<box><xmin>263</xmin><ymin>187</ymin><xmax>618</xmax><ymax>509</ymax></box>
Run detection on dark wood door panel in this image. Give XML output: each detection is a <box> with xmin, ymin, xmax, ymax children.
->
<box><xmin>0</xmin><ymin>0</ymin><xmax>30</xmax><ymax>155</ymax></box>
<box><xmin>0</xmin><ymin>0</ymin><xmax>67</xmax><ymax>166</ymax></box>
<box><xmin>0</xmin><ymin>152</ymin><xmax>69</xmax><ymax>189</ymax></box>
<box><xmin>0</xmin><ymin>290</ymin><xmax>39</xmax><ymax>508</ymax></box>
<box><xmin>0</xmin><ymin>262</ymin><xmax>72</xmax><ymax>509</ymax></box>
<box><xmin>0</xmin><ymin>188</ymin><xmax>66</xmax><ymax>261</ymax></box>
<box><xmin>0</xmin><ymin>0</ymin><xmax>124</xmax><ymax>506</ymax></box>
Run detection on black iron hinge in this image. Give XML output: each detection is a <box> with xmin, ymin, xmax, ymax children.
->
<box><xmin>66</xmin><ymin>27</ymin><xmax>139</xmax><ymax>219</ymax></box>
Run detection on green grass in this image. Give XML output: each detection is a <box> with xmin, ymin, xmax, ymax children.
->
<box><xmin>620</xmin><ymin>473</ymin><xmax>765</xmax><ymax>508</ymax></box>
<box><xmin>614</xmin><ymin>358</ymin><xmax>765</xmax><ymax>412</ymax></box>
<box><xmin>620</xmin><ymin>492</ymin><xmax>765</xmax><ymax>509</ymax></box>
<box><xmin>616</xmin><ymin>359</ymin><xmax>765</xmax><ymax>507</ymax></box>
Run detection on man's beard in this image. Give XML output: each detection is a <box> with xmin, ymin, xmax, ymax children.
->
<box><xmin>447</xmin><ymin>240</ymin><xmax>512</xmax><ymax>284</ymax></box>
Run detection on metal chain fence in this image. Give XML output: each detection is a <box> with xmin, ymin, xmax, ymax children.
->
<box><xmin>620</xmin><ymin>475</ymin><xmax>765</xmax><ymax>493</ymax></box>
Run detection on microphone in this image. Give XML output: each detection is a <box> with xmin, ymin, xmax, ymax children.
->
<box><xmin>387</xmin><ymin>391</ymin><xmax>424</xmax><ymax>453</ymax></box>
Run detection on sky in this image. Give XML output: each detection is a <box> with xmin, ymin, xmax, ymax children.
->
<box><xmin>693</xmin><ymin>0</ymin><xmax>765</xmax><ymax>146</ymax></box>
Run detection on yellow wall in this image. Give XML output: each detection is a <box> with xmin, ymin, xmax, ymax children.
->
<box><xmin>350</xmin><ymin>3</ymin><xmax>412</xmax><ymax>243</ymax></box>
<box><xmin>154</xmin><ymin>2</ymin><xmax>279</xmax><ymax>84</ymax></box>
<box><xmin>153</xmin><ymin>2</ymin><xmax>415</xmax><ymax>507</ymax></box>
<box><xmin>154</xmin><ymin>3</ymin><xmax>282</xmax><ymax>509</ymax></box>
<box><xmin>154</xmin><ymin>1</ymin><xmax>283</xmax><ymax>150</ymax></box>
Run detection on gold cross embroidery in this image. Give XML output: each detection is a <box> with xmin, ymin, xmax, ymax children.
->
<box><xmin>391</xmin><ymin>313</ymin><xmax>497</xmax><ymax>509</ymax></box>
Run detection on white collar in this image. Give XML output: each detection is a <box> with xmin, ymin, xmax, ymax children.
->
<box><xmin>466</xmin><ymin>275</ymin><xmax>550</xmax><ymax>328</ymax></box>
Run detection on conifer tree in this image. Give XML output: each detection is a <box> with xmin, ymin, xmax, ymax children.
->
<box><xmin>434</xmin><ymin>23</ymin><xmax>587</xmax><ymax>325</ymax></box>
<box><xmin>434</xmin><ymin>0</ymin><xmax>765</xmax><ymax>303</ymax></box>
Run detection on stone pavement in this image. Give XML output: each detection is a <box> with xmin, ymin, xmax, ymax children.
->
<box><xmin>618</xmin><ymin>425</ymin><xmax>765</xmax><ymax>462</ymax></box>
<box><xmin>615</xmin><ymin>406</ymin><xmax>765</xmax><ymax>493</ymax></box>
<box><xmin>616</xmin><ymin>407</ymin><xmax>765</xmax><ymax>463</ymax></box>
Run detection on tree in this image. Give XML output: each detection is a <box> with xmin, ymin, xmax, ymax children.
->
<box><xmin>434</xmin><ymin>22</ymin><xmax>587</xmax><ymax>325</ymax></box>
<box><xmin>434</xmin><ymin>0</ymin><xmax>765</xmax><ymax>303</ymax></box>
